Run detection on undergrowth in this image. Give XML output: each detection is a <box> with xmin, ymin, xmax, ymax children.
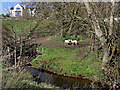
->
<box><xmin>2</xmin><ymin>68</ymin><xmax>60</xmax><ymax>89</ymax></box>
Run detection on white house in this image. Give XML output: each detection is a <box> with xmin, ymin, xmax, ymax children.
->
<box><xmin>10</xmin><ymin>4</ymin><xmax>24</xmax><ymax>17</ymax></box>
<box><xmin>28</xmin><ymin>8</ymin><xmax>36</xmax><ymax>17</ymax></box>
<box><xmin>10</xmin><ymin>4</ymin><xmax>36</xmax><ymax>17</ymax></box>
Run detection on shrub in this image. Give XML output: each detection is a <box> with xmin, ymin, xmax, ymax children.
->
<box><xmin>6</xmin><ymin>14</ymin><xmax>10</xmax><ymax>17</ymax></box>
<box><xmin>2</xmin><ymin>14</ymin><xmax>5</xmax><ymax>17</ymax></box>
<box><xmin>2</xmin><ymin>67</ymin><xmax>60</xmax><ymax>89</ymax></box>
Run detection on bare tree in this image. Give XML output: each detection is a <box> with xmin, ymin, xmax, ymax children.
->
<box><xmin>2</xmin><ymin>16</ymin><xmax>38</xmax><ymax>70</ymax></box>
<box><xmin>84</xmin><ymin>1</ymin><xmax>120</xmax><ymax>88</ymax></box>
<box><xmin>2</xmin><ymin>2</ymin><xmax>15</xmax><ymax>15</ymax></box>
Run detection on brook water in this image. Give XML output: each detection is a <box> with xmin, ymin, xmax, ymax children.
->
<box><xmin>25</xmin><ymin>67</ymin><xmax>92</xmax><ymax>89</ymax></box>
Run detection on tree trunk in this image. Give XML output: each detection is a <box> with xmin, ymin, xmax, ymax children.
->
<box><xmin>90</xmin><ymin>33</ymin><xmax>95</xmax><ymax>52</ymax></box>
<box><xmin>109</xmin><ymin>0</ymin><xmax>115</xmax><ymax>36</ymax></box>
<box><xmin>84</xmin><ymin>2</ymin><xmax>120</xmax><ymax>87</ymax></box>
<box><xmin>18</xmin><ymin>36</ymin><xmax>22</xmax><ymax>66</ymax></box>
<box><xmin>102</xmin><ymin>45</ymin><xmax>110</xmax><ymax>70</ymax></box>
<box><xmin>84</xmin><ymin>2</ymin><xmax>108</xmax><ymax>70</ymax></box>
<box><xmin>60</xmin><ymin>29</ymin><xmax>64</xmax><ymax>37</ymax></box>
<box><xmin>20</xmin><ymin>36</ymin><xmax>22</xmax><ymax>57</ymax></box>
<box><xmin>14</xmin><ymin>33</ymin><xmax>17</xmax><ymax>72</ymax></box>
<box><xmin>68</xmin><ymin>22</ymin><xmax>73</xmax><ymax>34</ymax></box>
<box><xmin>14</xmin><ymin>46</ymin><xmax>17</xmax><ymax>72</ymax></box>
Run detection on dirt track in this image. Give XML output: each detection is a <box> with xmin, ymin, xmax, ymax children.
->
<box><xmin>35</xmin><ymin>36</ymin><xmax>89</xmax><ymax>49</ymax></box>
<box><xmin>35</xmin><ymin>36</ymin><xmax>66</xmax><ymax>47</ymax></box>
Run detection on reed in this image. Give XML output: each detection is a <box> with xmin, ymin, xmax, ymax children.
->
<box><xmin>2</xmin><ymin>67</ymin><xmax>59</xmax><ymax>89</ymax></box>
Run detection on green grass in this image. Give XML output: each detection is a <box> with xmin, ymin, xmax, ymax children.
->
<box><xmin>34</xmin><ymin>47</ymin><xmax>77</xmax><ymax>63</ymax></box>
<box><xmin>50</xmin><ymin>35</ymin><xmax>86</xmax><ymax>42</ymax></box>
<box><xmin>78</xmin><ymin>41</ymin><xmax>84</xmax><ymax>44</ymax></box>
<box><xmin>50</xmin><ymin>33</ymin><xmax>91</xmax><ymax>42</ymax></box>
<box><xmin>32</xmin><ymin>46</ymin><xmax>103</xmax><ymax>81</ymax></box>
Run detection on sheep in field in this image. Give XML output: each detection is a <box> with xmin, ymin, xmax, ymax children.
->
<box><xmin>64</xmin><ymin>39</ymin><xmax>72</xmax><ymax>45</ymax></box>
<box><xmin>71</xmin><ymin>40</ymin><xmax>78</xmax><ymax>45</ymax></box>
<box><xmin>65</xmin><ymin>39</ymin><xmax>78</xmax><ymax>45</ymax></box>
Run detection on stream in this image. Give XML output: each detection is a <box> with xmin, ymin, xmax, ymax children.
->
<box><xmin>25</xmin><ymin>67</ymin><xmax>92</xmax><ymax>89</ymax></box>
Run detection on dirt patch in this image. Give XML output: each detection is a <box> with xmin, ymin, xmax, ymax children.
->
<box><xmin>35</xmin><ymin>36</ymin><xmax>72</xmax><ymax>48</ymax></box>
<box><xmin>35</xmin><ymin>36</ymin><xmax>91</xmax><ymax>50</ymax></box>
<box><xmin>35</xmin><ymin>36</ymin><xmax>65</xmax><ymax>47</ymax></box>
<box><xmin>35</xmin><ymin>36</ymin><xmax>52</xmax><ymax>45</ymax></box>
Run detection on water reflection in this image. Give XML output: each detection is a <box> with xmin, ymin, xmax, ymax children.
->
<box><xmin>25</xmin><ymin>67</ymin><xmax>91</xmax><ymax>89</ymax></box>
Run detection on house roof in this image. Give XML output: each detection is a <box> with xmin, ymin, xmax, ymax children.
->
<box><xmin>10</xmin><ymin>3</ymin><xmax>36</xmax><ymax>11</ymax></box>
<box><xmin>12</xmin><ymin>3</ymin><xmax>24</xmax><ymax>9</ymax></box>
<box><xmin>19</xmin><ymin>4</ymin><xmax>24</xmax><ymax>9</ymax></box>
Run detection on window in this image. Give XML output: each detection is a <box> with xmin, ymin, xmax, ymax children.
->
<box><xmin>16</xmin><ymin>7</ymin><xmax>20</xmax><ymax>10</ymax></box>
<box><xmin>15</xmin><ymin>11</ymin><xmax>21</xmax><ymax>16</ymax></box>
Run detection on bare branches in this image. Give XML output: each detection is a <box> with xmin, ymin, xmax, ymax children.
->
<box><xmin>84</xmin><ymin>2</ymin><xmax>106</xmax><ymax>46</ymax></box>
<box><xmin>2</xmin><ymin>2</ymin><xmax>15</xmax><ymax>15</ymax></box>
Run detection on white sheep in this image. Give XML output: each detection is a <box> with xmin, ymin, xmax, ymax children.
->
<box><xmin>64</xmin><ymin>39</ymin><xmax>72</xmax><ymax>45</ymax></box>
<box><xmin>71</xmin><ymin>40</ymin><xmax>78</xmax><ymax>45</ymax></box>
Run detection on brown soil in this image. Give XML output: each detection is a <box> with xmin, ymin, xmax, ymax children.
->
<box><xmin>35</xmin><ymin>36</ymin><xmax>52</xmax><ymax>45</ymax></box>
<box><xmin>35</xmin><ymin>36</ymin><xmax>90</xmax><ymax>49</ymax></box>
<box><xmin>35</xmin><ymin>36</ymin><xmax>72</xmax><ymax>48</ymax></box>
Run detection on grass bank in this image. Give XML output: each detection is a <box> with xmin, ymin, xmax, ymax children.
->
<box><xmin>32</xmin><ymin>46</ymin><xmax>105</xmax><ymax>81</ymax></box>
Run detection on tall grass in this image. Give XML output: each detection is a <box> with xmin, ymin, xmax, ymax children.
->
<box><xmin>2</xmin><ymin>68</ymin><xmax>33</xmax><ymax>88</ymax></box>
<box><xmin>2</xmin><ymin>67</ymin><xmax>59</xmax><ymax>89</ymax></box>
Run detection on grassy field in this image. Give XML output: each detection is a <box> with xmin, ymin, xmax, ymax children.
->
<box><xmin>32</xmin><ymin>44</ymin><xmax>104</xmax><ymax>81</ymax></box>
